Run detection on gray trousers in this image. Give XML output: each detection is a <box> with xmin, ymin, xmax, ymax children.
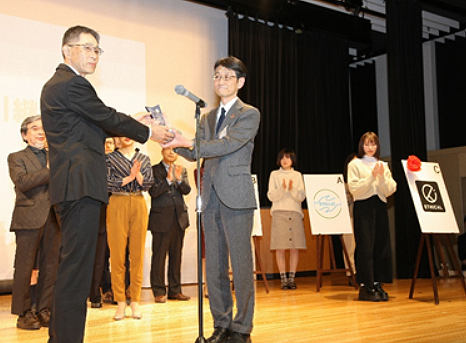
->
<box><xmin>203</xmin><ymin>189</ymin><xmax>255</xmax><ymax>334</ymax></box>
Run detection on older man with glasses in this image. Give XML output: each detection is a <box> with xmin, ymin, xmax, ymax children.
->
<box><xmin>41</xmin><ymin>25</ymin><xmax>175</xmax><ymax>343</ymax></box>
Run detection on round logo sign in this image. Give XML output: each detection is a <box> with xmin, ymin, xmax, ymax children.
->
<box><xmin>313</xmin><ymin>189</ymin><xmax>342</xmax><ymax>219</ymax></box>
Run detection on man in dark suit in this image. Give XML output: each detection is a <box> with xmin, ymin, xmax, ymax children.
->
<box><xmin>167</xmin><ymin>57</ymin><xmax>260</xmax><ymax>343</ymax></box>
<box><xmin>8</xmin><ymin>115</ymin><xmax>60</xmax><ymax>330</ymax></box>
<box><xmin>149</xmin><ymin>147</ymin><xmax>191</xmax><ymax>303</ymax></box>
<box><xmin>40</xmin><ymin>25</ymin><xmax>174</xmax><ymax>343</ymax></box>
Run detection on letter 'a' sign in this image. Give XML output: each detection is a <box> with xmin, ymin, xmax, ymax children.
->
<box><xmin>402</xmin><ymin>160</ymin><xmax>459</xmax><ymax>233</ymax></box>
<box><xmin>303</xmin><ymin>174</ymin><xmax>353</xmax><ymax>235</ymax></box>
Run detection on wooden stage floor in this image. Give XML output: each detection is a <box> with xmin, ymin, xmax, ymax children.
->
<box><xmin>1</xmin><ymin>276</ymin><xmax>465</xmax><ymax>343</ymax></box>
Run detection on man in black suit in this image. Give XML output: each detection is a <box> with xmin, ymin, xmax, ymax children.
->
<box><xmin>40</xmin><ymin>25</ymin><xmax>174</xmax><ymax>343</ymax></box>
<box><xmin>149</xmin><ymin>147</ymin><xmax>191</xmax><ymax>303</ymax></box>
<box><xmin>8</xmin><ymin>115</ymin><xmax>60</xmax><ymax>330</ymax></box>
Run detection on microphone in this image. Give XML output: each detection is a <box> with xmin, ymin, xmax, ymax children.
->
<box><xmin>175</xmin><ymin>85</ymin><xmax>207</xmax><ymax>108</ymax></box>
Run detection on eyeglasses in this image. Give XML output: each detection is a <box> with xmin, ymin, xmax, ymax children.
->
<box><xmin>68</xmin><ymin>43</ymin><xmax>104</xmax><ymax>56</ymax></box>
<box><xmin>213</xmin><ymin>75</ymin><xmax>237</xmax><ymax>82</ymax></box>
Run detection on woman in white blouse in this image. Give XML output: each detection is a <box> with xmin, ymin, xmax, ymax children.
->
<box><xmin>348</xmin><ymin>132</ymin><xmax>397</xmax><ymax>302</ymax></box>
<box><xmin>267</xmin><ymin>149</ymin><xmax>306</xmax><ymax>290</ymax></box>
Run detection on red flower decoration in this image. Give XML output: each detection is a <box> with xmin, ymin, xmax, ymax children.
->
<box><xmin>407</xmin><ymin>155</ymin><xmax>422</xmax><ymax>172</ymax></box>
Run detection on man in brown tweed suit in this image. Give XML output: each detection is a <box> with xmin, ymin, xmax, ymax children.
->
<box><xmin>8</xmin><ymin>115</ymin><xmax>60</xmax><ymax>330</ymax></box>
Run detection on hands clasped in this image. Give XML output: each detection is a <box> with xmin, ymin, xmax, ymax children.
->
<box><xmin>372</xmin><ymin>162</ymin><xmax>384</xmax><ymax>178</ymax></box>
<box><xmin>167</xmin><ymin>164</ymin><xmax>183</xmax><ymax>183</ymax></box>
<box><xmin>282</xmin><ymin>179</ymin><xmax>293</xmax><ymax>190</ymax></box>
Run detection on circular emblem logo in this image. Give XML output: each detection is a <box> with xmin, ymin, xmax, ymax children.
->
<box><xmin>313</xmin><ymin>189</ymin><xmax>342</xmax><ymax>219</ymax></box>
<box><xmin>421</xmin><ymin>184</ymin><xmax>438</xmax><ymax>203</ymax></box>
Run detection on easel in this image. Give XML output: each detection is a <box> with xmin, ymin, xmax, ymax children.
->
<box><xmin>409</xmin><ymin>233</ymin><xmax>466</xmax><ymax>305</ymax></box>
<box><xmin>315</xmin><ymin>234</ymin><xmax>357</xmax><ymax>292</ymax></box>
<box><xmin>253</xmin><ymin>236</ymin><xmax>270</xmax><ymax>293</ymax></box>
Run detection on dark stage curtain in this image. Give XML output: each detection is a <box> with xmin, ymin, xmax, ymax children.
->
<box><xmin>386</xmin><ymin>0</ymin><xmax>429</xmax><ymax>278</ymax></box>
<box><xmin>350</xmin><ymin>62</ymin><xmax>378</xmax><ymax>149</ymax></box>
<box><xmin>436</xmin><ymin>37</ymin><xmax>466</xmax><ymax>149</ymax></box>
<box><xmin>228</xmin><ymin>12</ymin><xmax>352</xmax><ymax>207</ymax></box>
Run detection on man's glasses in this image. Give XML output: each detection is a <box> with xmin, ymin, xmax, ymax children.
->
<box><xmin>213</xmin><ymin>75</ymin><xmax>237</xmax><ymax>82</ymax></box>
<box><xmin>68</xmin><ymin>43</ymin><xmax>104</xmax><ymax>56</ymax></box>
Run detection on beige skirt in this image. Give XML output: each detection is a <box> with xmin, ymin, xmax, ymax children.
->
<box><xmin>270</xmin><ymin>211</ymin><xmax>307</xmax><ymax>250</ymax></box>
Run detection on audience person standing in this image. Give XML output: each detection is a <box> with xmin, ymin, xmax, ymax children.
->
<box><xmin>166</xmin><ymin>56</ymin><xmax>260</xmax><ymax>343</ymax></box>
<box><xmin>40</xmin><ymin>25</ymin><xmax>173</xmax><ymax>343</ymax></box>
<box><xmin>267</xmin><ymin>148</ymin><xmax>306</xmax><ymax>290</ymax></box>
<box><xmin>106</xmin><ymin>137</ymin><xmax>153</xmax><ymax>320</ymax></box>
<box><xmin>347</xmin><ymin>132</ymin><xmax>397</xmax><ymax>302</ymax></box>
<box><xmin>8</xmin><ymin>115</ymin><xmax>60</xmax><ymax>330</ymax></box>
<box><xmin>149</xmin><ymin>147</ymin><xmax>191</xmax><ymax>303</ymax></box>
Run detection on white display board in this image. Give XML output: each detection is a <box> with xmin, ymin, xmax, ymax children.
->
<box><xmin>303</xmin><ymin>174</ymin><xmax>353</xmax><ymax>235</ymax></box>
<box><xmin>402</xmin><ymin>160</ymin><xmax>459</xmax><ymax>234</ymax></box>
<box><xmin>0</xmin><ymin>14</ymin><xmax>146</xmax><ymax>282</ymax></box>
<box><xmin>252</xmin><ymin>174</ymin><xmax>263</xmax><ymax>237</ymax></box>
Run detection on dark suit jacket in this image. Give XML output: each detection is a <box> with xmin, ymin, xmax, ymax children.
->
<box><xmin>148</xmin><ymin>162</ymin><xmax>191</xmax><ymax>232</ymax></box>
<box><xmin>177</xmin><ymin>98</ymin><xmax>260</xmax><ymax>211</ymax></box>
<box><xmin>8</xmin><ymin>147</ymin><xmax>51</xmax><ymax>231</ymax></box>
<box><xmin>40</xmin><ymin>63</ymin><xmax>150</xmax><ymax>205</ymax></box>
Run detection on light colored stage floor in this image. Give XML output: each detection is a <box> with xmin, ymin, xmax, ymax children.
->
<box><xmin>1</xmin><ymin>276</ymin><xmax>466</xmax><ymax>343</ymax></box>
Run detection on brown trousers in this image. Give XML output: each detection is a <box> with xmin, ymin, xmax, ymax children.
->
<box><xmin>107</xmin><ymin>194</ymin><xmax>148</xmax><ymax>302</ymax></box>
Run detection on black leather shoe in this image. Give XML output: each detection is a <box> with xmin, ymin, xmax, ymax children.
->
<box><xmin>288</xmin><ymin>281</ymin><xmax>297</xmax><ymax>290</ymax></box>
<box><xmin>227</xmin><ymin>332</ymin><xmax>251</xmax><ymax>343</ymax></box>
<box><xmin>206</xmin><ymin>327</ymin><xmax>231</xmax><ymax>343</ymax></box>
<box><xmin>16</xmin><ymin>311</ymin><xmax>41</xmax><ymax>330</ymax></box>
<box><xmin>374</xmin><ymin>283</ymin><xmax>389</xmax><ymax>301</ymax></box>
<box><xmin>91</xmin><ymin>301</ymin><xmax>102</xmax><ymax>308</ymax></box>
<box><xmin>37</xmin><ymin>309</ymin><xmax>51</xmax><ymax>327</ymax></box>
<box><xmin>280</xmin><ymin>281</ymin><xmax>288</xmax><ymax>290</ymax></box>
<box><xmin>358</xmin><ymin>285</ymin><xmax>382</xmax><ymax>302</ymax></box>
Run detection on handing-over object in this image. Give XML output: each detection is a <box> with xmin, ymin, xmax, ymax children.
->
<box><xmin>145</xmin><ymin>104</ymin><xmax>167</xmax><ymax>126</ymax></box>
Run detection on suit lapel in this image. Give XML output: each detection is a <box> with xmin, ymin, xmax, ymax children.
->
<box><xmin>208</xmin><ymin>107</ymin><xmax>218</xmax><ymax>137</ymax></box>
<box><xmin>209</xmin><ymin>99</ymin><xmax>245</xmax><ymax>138</ymax></box>
<box><xmin>221</xmin><ymin>98</ymin><xmax>244</xmax><ymax>131</ymax></box>
<box><xmin>155</xmin><ymin>162</ymin><xmax>167</xmax><ymax>179</ymax></box>
<box><xmin>24</xmin><ymin>147</ymin><xmax>43</xmax><ymax>171</ymax></box>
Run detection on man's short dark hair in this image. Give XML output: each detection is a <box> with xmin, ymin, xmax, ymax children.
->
<box><xmin>214</xmin><ymin>56</ymin><xmax>247</xmax><ymax>79</ymax></box>
<box><xmin>21</xmin><ymin>115</ymin><xmax>41</xmax><ymax>142</ymax></box>
<box><xmin>62</xmin><ymin>25</ymin><xmax>100</xmax><ymax>47</ymax></box>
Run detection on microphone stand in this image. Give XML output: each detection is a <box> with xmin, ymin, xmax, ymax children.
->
<box><xmin>194</xmin><ymin>102</ymin><xmax>206</xmax><ymax>343</ymax></box>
